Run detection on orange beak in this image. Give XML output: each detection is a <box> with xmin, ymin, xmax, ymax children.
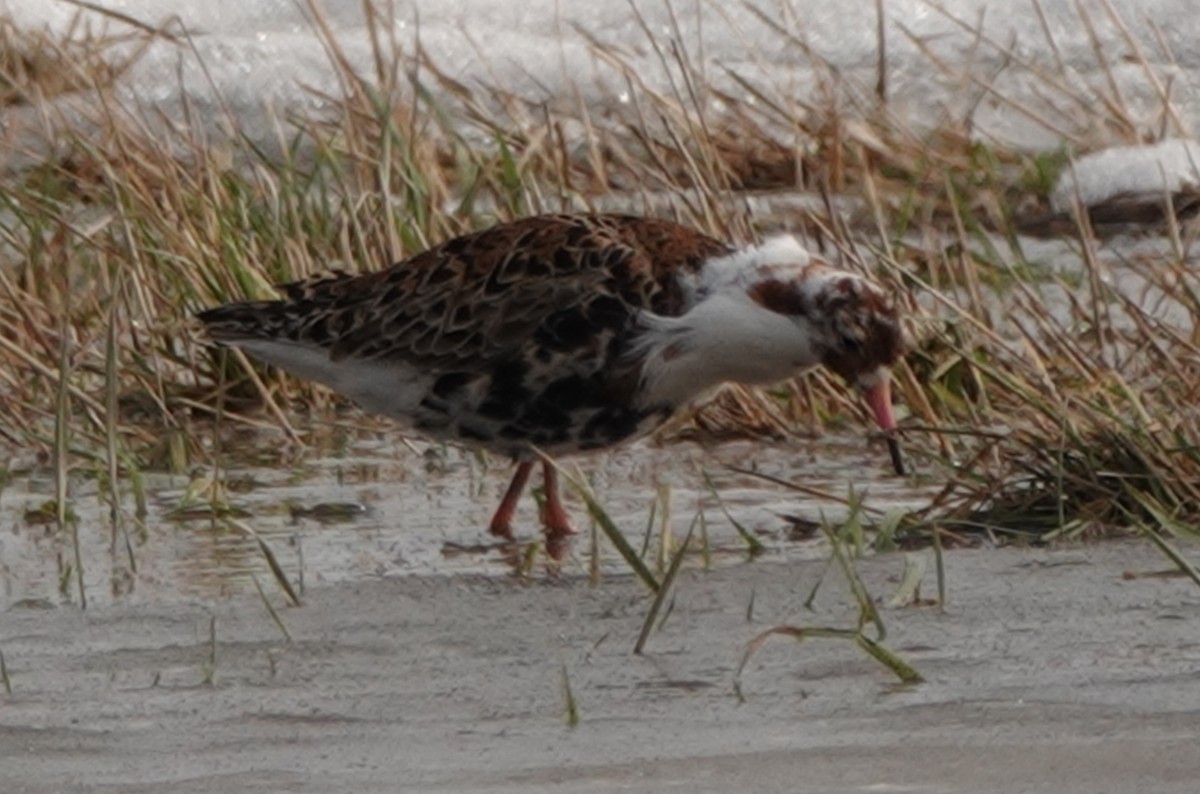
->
<box><xmin>862</xmin><ymin>377</ymin><xmax>905</xmax><ymax>476</ymax></box>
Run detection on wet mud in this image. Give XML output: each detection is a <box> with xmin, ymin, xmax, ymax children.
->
<box><xmin>1</xmin><ymin>543</ymin><xmax>1198</xmax><ymax>792</ymax></box>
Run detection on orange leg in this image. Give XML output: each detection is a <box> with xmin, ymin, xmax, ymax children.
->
<box><xmin>540</xmin><ymin>462</ymin><xmax>576</xmax><ymax>561</ymax></box>
<box><xmin>488</xmin><ymin>461</ymin><xmax>533</xmax><ymax>540</ymax></box>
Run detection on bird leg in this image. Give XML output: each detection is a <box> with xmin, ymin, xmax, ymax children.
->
<box><xmin>488</xmin><ymin>461</ymin><xmax>534</xmax><ymax>540</ymax></box>
<box><xmin>487</xmin><ymin>460</ymin><xmax>575</xmax><ymax>557</ymax></box>
<box><xmin>539</xmin><ymin>462</ymin><xmax>575</xmax><ymax>539</ymax></box>
<box><xmin>540</xmin><ymin>462</ymin><xmax>576</xmax><ymax>560</ymax></box>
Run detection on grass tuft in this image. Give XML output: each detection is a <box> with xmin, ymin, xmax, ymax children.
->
<box><xmin>736</xmin><ymin>508</ymin><xmax>923</xmax><ymax>690</ymax></box>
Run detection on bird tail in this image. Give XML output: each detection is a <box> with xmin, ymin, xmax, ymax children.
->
<box><xmin>195</xmin><ymin>300</ymin><xmax>298</xmax><ymax>345</ymax></box>
<box><xmin>195</xmin><ymin>271</ymin><xmax>361</xmax><ymax>345</ymax></box>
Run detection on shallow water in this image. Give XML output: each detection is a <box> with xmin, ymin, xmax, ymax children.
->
<box><xmin>0</xmin><ymin>432</ymin><xmax>933</xmax><ymax>611</ymax></box>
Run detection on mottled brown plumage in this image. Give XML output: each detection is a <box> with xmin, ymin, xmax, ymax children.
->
<box><xmin>207</xmin><ymin>214</ymin><xmax>729</xmax><ymax>365</ymax></box>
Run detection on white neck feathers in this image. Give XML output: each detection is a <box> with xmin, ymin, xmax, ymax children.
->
<box><xmin>632</xmin><ymin>235</ymin><xmax>829</xmax><ymax>408</ymax></box>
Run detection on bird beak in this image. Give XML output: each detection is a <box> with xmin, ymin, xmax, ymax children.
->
<box><xmin>861</xmin><ymin>373</ymin><xmax>905</xmax><ymax>476</ymax></box>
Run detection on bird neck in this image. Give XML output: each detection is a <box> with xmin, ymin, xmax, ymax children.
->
<box><xmin>633</xmin><ymin>286</ymin><xmax>825</xmax><ymax>409</ymax></box>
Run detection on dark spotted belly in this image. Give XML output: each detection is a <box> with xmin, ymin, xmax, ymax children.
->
<box><xmin>414</xmin><ymin>361</ymin><xmax>672</xmax><ymax>459</ymax></box>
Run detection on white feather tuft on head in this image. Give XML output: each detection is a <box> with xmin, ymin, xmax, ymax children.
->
<box><xmin>677</xmin><ymin>233</ymin><xmax>815</xmax><ymax>303</ymax></box>
<box><xmin>750</xmin><ymin>234</ymin><xmax>813</xmax><ymax>267</ymax></box>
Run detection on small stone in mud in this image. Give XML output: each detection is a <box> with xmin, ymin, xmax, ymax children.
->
<box><xmin>289</xmin><ymin>501</ymin><xmax>369</xmax><ymax>525</ymax></box>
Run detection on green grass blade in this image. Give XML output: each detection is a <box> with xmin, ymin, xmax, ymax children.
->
<box><xmin>634</xmin><ymin>512</ymin><xmax>696</xmax><ymax>654</ymax></box>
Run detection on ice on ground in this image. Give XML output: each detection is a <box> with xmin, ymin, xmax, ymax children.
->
<box><xmin>1051</xmin><ymin>139</ymin><xmax>1200</xmax><ymax>211</ymax></box>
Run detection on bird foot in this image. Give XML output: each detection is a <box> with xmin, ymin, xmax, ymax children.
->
<box><xmin>540</xmin><ymin>495</ymin><xmax>576</xmax><ymax>560</ymax></box>
<box><xmin>487</xmin><ymin>518</ymin><xmax>517</xmax><ymax>541</ymax></box>
<box><xmin>487</xmin><ymin>461</ymin><xmax>534</xmax><ymax>542</ymax></box>
<box><xmin>543</xmin><ymin>528</ymin><xmax>574</xmax><ymax>561</ymax></box>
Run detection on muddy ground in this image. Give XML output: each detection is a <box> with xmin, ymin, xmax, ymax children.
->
<box><xmin>3</xmin><ymin>539</ymin><xmax>1198</xmax><ymax>793</ymax></box>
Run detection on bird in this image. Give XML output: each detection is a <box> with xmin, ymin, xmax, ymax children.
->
<box><xmin>197</xmin><ymin>213</ymin><xmax>906</xmax><ymax>553</ymax></box>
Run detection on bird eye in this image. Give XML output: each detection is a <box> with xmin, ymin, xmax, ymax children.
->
<box><xmin>839</xmin><ymin>332</ymin><xmax>863</xmax><ymax>353</ymax></box>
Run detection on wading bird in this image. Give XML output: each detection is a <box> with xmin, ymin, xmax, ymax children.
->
<box><xmin>198</xmin><ymin>214</ymin><xmax>906</xmax><ymax>553</ymax></box>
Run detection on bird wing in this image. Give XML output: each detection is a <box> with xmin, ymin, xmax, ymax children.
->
<box><xmin>269</xmin><ymin>214</ymin><xmax>730</xmax><ymax>371</ymax></box>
